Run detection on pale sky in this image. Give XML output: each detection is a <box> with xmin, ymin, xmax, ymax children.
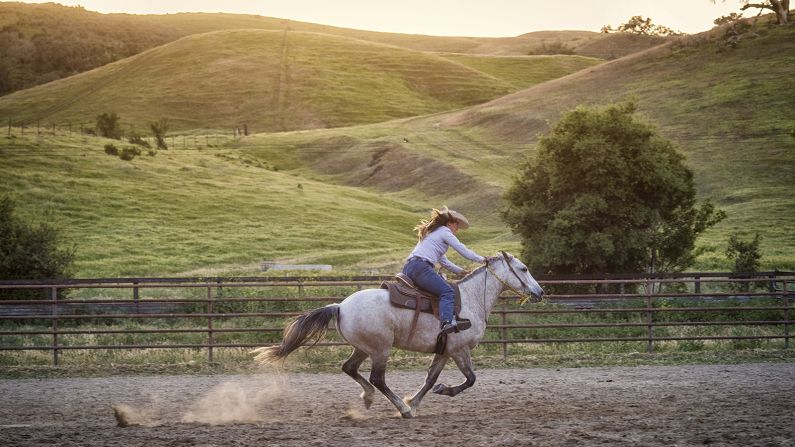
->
<box><xmin>20</xmin><ymin>0</ymin><xmax>744</xmax><ymax>36</ymax></box>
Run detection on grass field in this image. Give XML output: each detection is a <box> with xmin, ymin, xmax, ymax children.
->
<box><xmin>1</xmin><ymin>19</ymin><xmax>793</xmax><ymax>278</ymax></box>
<box><xmin>231</xmin><ymin>23</ymin><xmax>795</xmax><ymax>271</ymax></box>
<box><xmin>0</xmin><ymin>30</ymin><xmax>602</xmax><ymax>133</ymax></box>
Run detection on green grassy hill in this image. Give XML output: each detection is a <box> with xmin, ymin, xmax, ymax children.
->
<box><xmin>234</xmin><ymin>24</ymin><xmax>795</xmax><ymax>271</ymax></box>
<box><xmin>0</xmin><ymin>2</ymin><xmax>660</xmax><ymax>96</ymax></box>
<box><xmin>139</xmin><ymin>14</ymin><xmax>667</xmax><ymax>58</ymax></box>
<box><xmin>0</xmin><ymin>131</ymin><xmax>426</xmax><ymax>277</ymax></box>
<box><xmin>0</xmin><ymin>2</ymin><xmax>181</xmax><ymax>95</ymax></box>
<box><xmin>0</xmin><ymin>29</ymin><xmax>601</xmax><ymax>132</ymax></box>
<box><xmin>1</xmin><ymin>20</ymin><xmax>792</xmax><ymax>277</ymax></box>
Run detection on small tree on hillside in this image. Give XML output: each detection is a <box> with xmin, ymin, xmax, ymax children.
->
<box><xmin>96</xmin><ymin>112</ymin><xmax>122</xmax><ymax>139</ymax></box>
<box><xmin>502</xmin><ymin>101</ymin><xmax>725</xmax><ymax>275</ymax></box>
<box><xmin>150</xmin><ymin>118</ymin><xmax>169</xmax><ymax>150</ymax></box>
<box><xmin>602</xmin><ymin>16</ymin><xmax>683</xmax><ymax>36</ymax></box>
<box><xmin>0</xmin><ymin>196</ymin><xmax>75</xmax><ymax>297</ymax></box>
<box><xmin>713</xmin><ymin>1</ymin><xmax>791</xmax><ymax>25</ymax></box>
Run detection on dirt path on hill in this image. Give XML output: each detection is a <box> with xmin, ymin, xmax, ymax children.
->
<box><xmin>0</xmin><ymin>363</ymin><xmax>793</xmax><ymax>446</ymax></box>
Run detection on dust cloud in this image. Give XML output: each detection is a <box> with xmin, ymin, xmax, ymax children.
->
<box><xmin>181</xmin><ymin>380</ymin><xmax>286</xmax><ymax>425</ymax></box>
<box><xmin>113</xmin><ymin>377</ymin><xmax>289</xmax><ymax>427</ymax></box>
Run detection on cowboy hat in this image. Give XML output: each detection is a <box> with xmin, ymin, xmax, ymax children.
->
<box><xmin>447</xmin><ymin>209</ymin><xmax>470</xmax><ymax>229</ymax></box>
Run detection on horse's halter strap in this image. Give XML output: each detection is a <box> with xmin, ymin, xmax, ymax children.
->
<box><xmin>485</xmin><ymin>252</ymin><xmax>536</xmax><ymax>305</ymax></box>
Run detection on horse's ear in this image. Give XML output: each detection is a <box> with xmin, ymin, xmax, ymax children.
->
<box><xmin>500</xmin><ymin>251</ymin><xmax>511</xmax><ymax>262</ymax></box>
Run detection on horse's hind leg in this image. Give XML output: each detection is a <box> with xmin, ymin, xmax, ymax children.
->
<box><xmin>342</xmin><ymin>348</ymin><xmax>375</xmax><ymax>409</ymax></box>
<box><xmin>368</xmin><ymin>351</ymin><xmax>413</xmax><ymax>418</ymax></box>
<box><xmin>432</xmin><ymin>349</ymin><xmax>476</xmax><ymax>397</ymax></box>
<box><xmin>404</xmin><ymin>353</ymin><xmax>447</xmax><ymax>413</ymax></box>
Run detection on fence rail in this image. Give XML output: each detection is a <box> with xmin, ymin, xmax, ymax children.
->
<box><xmin>4</xmin><ymin>121</ymin><xmax>247</xmax><ymax>149</ymax></box>
<box><xmin>0</xmin><ymin>272</ymin><xmax>792</xmax><ymax>365</ymax></box>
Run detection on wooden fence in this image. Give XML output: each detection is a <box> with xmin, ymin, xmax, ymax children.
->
<box><xmin>4</xmin><ymin>121</ymin><xmax>246</xmax><ymax>148</ymax></box>
<box><xmin>0</xmin><ymin>272</ymin><xmax>792</xmax><ymax>366</ymax></box>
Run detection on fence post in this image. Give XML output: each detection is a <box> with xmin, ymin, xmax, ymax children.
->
<box><xmin>646</xmin><ymin>280</ymin><xmax>654</xmax><ymax>353</ymax></box>
<box><xmin>133</xmin><ymin>281</ymin><xmax>140</xmax><ymax>314</ymax></box>
<box><xmin>500</xmin><ymin>309</ymin><xmax>508</xmax><ymax>360</ymax></box>
<box><xmin>207</xmin><ymin>286</ymin><xmax>214</xmax><ymax>363</ymax></box>
<box><xmin>51</xmin><ymin>286</ymin><xmax>59</xmax><ymax>366</ymax></box>
<box><xmin>784</xmin><ymin>280</ymin><xmax>790</xmax><ymax>349</ymax></box>
<box><xmin>694</xmin><ymin>276</ymin><xmax>701</xmax><ymax>294</ymax></box>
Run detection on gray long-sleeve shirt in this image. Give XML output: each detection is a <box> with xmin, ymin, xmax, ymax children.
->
<box><xmin>408</xmin><ymin>226</ymin><xmax>484</xmax><ymax>274</ymax></box>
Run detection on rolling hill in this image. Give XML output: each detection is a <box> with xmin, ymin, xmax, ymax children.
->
<box><xmin>0</xmin><ymin>2</ymin><xmax>663</xmax><ymax>96</ymax></box>
<box><xmin>1</xmin><ymin>14</ymin><xmax>792</xmax><ymax>277</ymax></box>
<box><xmin>0</xmin><ymin>29</ymin><xmax>601</xmax><ymax>132</ymax></box>
<box><xmin>233</xmin><ymin>23</ymin><xmax>795</xmax><ymax>271</ymax></box>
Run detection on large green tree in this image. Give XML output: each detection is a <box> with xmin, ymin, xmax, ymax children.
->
<box><xmin>502</xmin><ymin>102</ymin><xmax>725</xmax><ymax>275</ymax></box>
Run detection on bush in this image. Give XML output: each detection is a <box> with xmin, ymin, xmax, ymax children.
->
<box><xmin>0</xmin><ymin>195</ymin><xmax>75</xmax><ymax>298</ymax></box>
<box><xmin>104</xmin><ymin>143</ymin><xmax>118</xmax><ymax>155</ymax></box>
<box><xmin>96</xmin><ymin>112</ymin><xmax>122</xmax><ymax>139</ymax></box>
<box><xmin>127</xmin><ymin>134</ymin><xmax>151</xmax><ymax>148</ymax></box>
<box><xmin>150</xmin><ymin>118</ymin><xmax>169</xmax><ymax>150</ymax></box>
<box><xmin>726</xmin><ymin>233</ymin><xmax>763</xmax><ymax>292</ymax></box>
<box><xmin>119</xmin><ymin>146</ymin><xmax>141</xmax><ymax>161</ymax></box>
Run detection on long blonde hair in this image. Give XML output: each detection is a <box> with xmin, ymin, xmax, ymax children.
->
<box><xmin>414</xmin><ymin>207</ymin><xmax>453</xmax><ymax>241</ymax></box>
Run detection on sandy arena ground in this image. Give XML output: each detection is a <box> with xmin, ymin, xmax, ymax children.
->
<box><xmin>0</xmin><ymin>362</ymin><xmax>793</xmax><ymax>446</ymax></box>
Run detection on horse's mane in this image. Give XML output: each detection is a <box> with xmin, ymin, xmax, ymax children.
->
<box><xmin>456</xmin><ymin>255</ymin><xmax>501</xmax><ymax>285</ymax></box>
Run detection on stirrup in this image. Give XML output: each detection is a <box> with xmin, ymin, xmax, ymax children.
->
<box><xmin>456</xmin><ymin>318</ymin><xmax>472</xmax><ymax>332</ymax></box>
<box><xmin>440</xmin><ymin>320</ymin><xmax>457</xmax><ymax>335</ymax></box>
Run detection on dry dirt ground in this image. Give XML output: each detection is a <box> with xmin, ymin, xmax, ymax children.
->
<box><xmin>0</xmin><ymin>363</ymin><xmax>793</xmax><ymax>446</ymax></box>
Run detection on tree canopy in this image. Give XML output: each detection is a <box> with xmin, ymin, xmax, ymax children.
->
<box><xmin>714</xmin><ymin>1</ymin><xmax>791</xmax><ymax>25</ymax></box>
<box><xmin>502</xmin><ymin>102</ymin><xmax>725</xmax><ymax>275</ymax></box>
<box><xmin>601</xmin><ymin>16</ymin><xmax>683</xmax><ymax>36</ymax></box>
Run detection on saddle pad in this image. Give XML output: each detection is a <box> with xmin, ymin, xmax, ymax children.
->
<box><xmin>381</xmin><ymin>279</ymin><xmax>461</xmax><ymax>317</ymax></box>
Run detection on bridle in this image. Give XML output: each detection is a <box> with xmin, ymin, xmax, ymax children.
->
<box><xmin>485</xmin><ymin>251</ymin><xmax>540</xmax><ymax>305</ymax></box>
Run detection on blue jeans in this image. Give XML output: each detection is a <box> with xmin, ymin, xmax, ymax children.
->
<box><xmin>402</xmin><ymin>258</ymin><xmax>455</xmax><ymax>322</ymax></box>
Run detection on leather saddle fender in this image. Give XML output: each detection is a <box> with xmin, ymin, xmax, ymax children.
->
<box><xmin>381</xmin><ymin>273</ymin><xmax>461</xmax><ymax>319</ymax></box>
<box><xmin>381</xmin><ymin>273</ymin><xmax>466</xmax><ymax>352</ymax></box>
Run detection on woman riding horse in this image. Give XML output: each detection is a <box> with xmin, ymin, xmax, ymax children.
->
<box><xmin>403</xmin><ymin>207</ymin><xmax>485</xmax><ymax>335</ymax></box>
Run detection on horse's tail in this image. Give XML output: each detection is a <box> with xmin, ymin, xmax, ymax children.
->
<box><xmin>251</xmin><ymin>304</ymin><xmax>340</xmax><ymax>365</ymax></box>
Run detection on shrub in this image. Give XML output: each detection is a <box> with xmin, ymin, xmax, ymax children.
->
<box><xmin>96</xmin><ymin>112</ymin><xmax>122</xmax><ymax>139</ymax></box>
<box><xmin>127</xmin><ymin>133</ymin><xmax>151</xmax><ymax>148</ymax></box>
<box><xmin>726</xmin><ymin>233</ymin><xmax>763</xmax><ymax>292</ymax></box>
<box><xmin>0</xmin><ymin>195</ymin><xmax>75</xmax><ymax>298</ymax></box>
<box><xmin>150</xmin><ymin>118</ymin><xmax>169</xmax><ymax>150</ymax></box>
<box><xmin>119</xmin><ymin>146</ymin><xmax>141</xmax><ymax>161</ymax></box>
<box><xmin>104</xmin><ymin>143</ymin><xmax>118</xmax><ymax>155</ymax></box>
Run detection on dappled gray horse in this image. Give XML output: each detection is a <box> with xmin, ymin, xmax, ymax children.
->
<box><xmin>253</xmin><ymin>251</ymin><xmax>544</xmax><ymax>418</ymax></box>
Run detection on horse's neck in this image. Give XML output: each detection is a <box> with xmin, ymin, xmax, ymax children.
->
<box><xmin>458</xmin><ymin>268</ymin><xmax>503</xmax><ymax>320</ymax></box>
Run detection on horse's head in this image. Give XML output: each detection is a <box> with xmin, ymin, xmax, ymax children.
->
<box><xmin>486</xmin><ymin>251</ymin><xmax>544</xmax><ymax>304</ymax></box>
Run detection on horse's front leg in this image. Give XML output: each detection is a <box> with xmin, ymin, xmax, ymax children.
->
<box><xmin>368</xmin><ymin>351</ymin><xmax>414</xmax><ymax>418</ymax></box>
<box><xmin>403</xmin><ymin>353</ymin><xmax>447</xmax><ymax>413</ymax></box>
<box><xmin>432</xmin><ymin>348</ymin><xmax>475</xmax><ymax>397</ymax></box>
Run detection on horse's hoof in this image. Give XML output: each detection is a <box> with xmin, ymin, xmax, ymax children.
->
<box><xmin>400</xmin><ymin>410</ymin><xmax>416</xmax><ymax>419</ymax></box>
<box><xmin>361</xmin><ymin>392</ymin><xmax>374</xmax><ymax>409</ymax></box>
<box><xmin>432</xmin><ymin>383</ymin><xmax>447</xmax><ymax>394</ymax></box>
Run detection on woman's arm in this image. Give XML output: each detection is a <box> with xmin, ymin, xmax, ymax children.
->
<box><xmin>439</xmin><ymin>254</ymin><xmax>464</xmax><ymax>274</ymax></box>
<box><xmin>443</xmin><ymin>230</ymin><xmax>485</xmax><ymax>263</ymax></box>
